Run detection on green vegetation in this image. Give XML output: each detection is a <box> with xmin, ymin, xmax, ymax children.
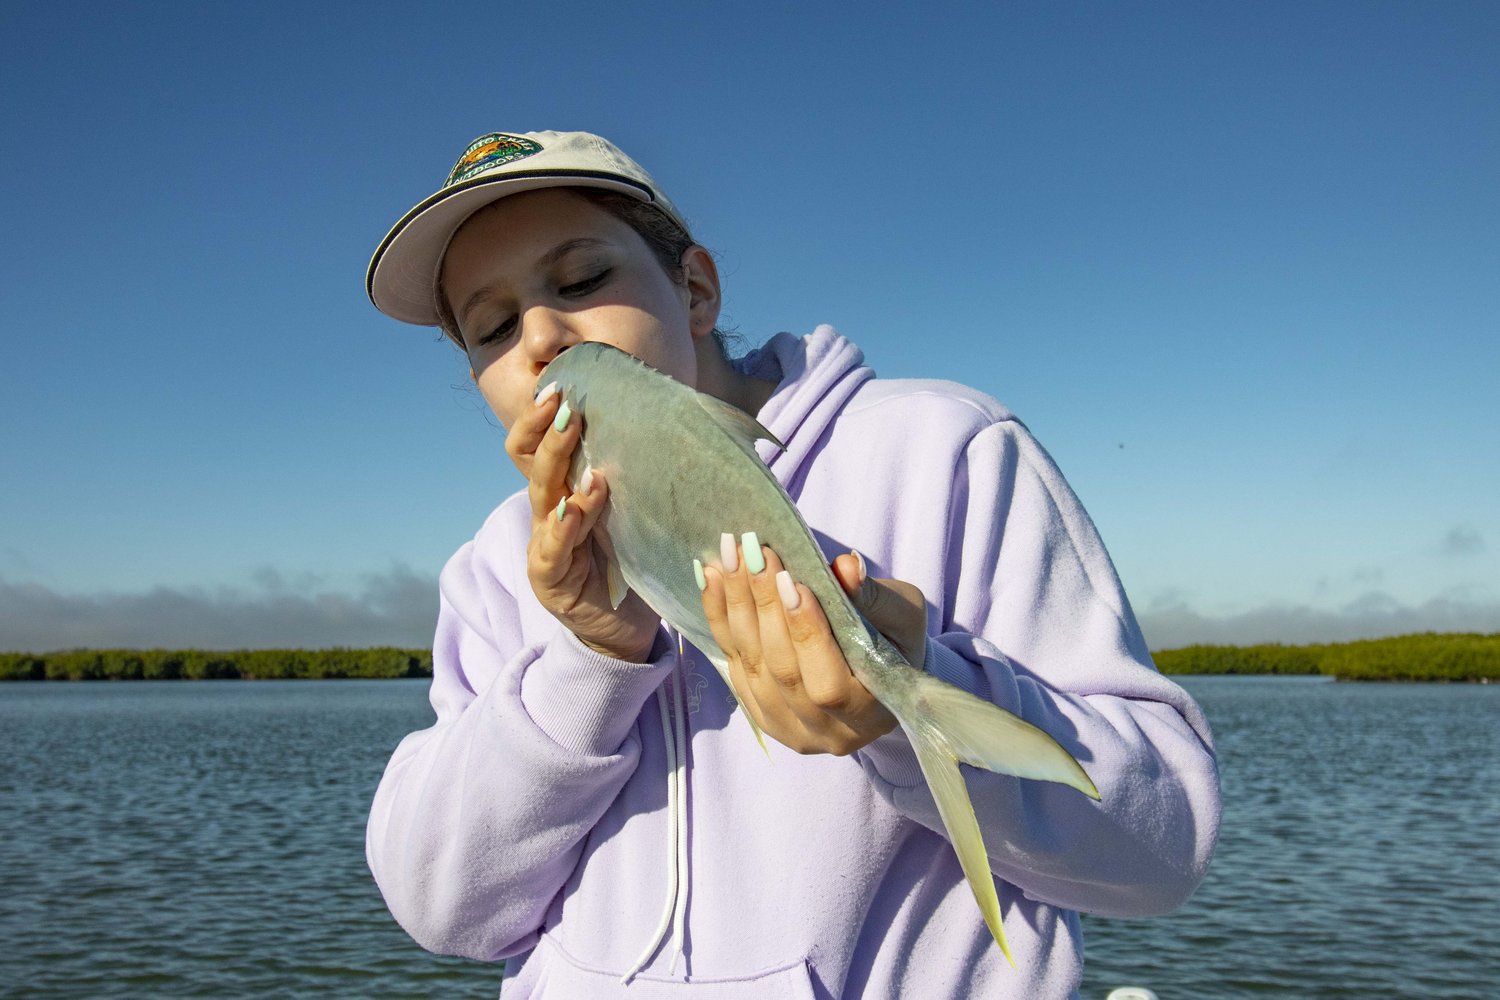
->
<box><xmin>0</xmin><ymin>647</ymin><xmax>432</xmax><ymax>682</ymax></box>
<box><xmin>2</xmin><ymin>633</ymin><xmax>1496</xmax><ymax>681</ymax></box>
<box><xmin>1152</xmin><ymin>632</ymin><xmax>1500</xmax><ymax>682</ymax></box>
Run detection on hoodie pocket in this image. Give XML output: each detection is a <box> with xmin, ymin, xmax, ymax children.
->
<box><xmin>526</xmin><ymin>934</ymin><xmax>817</xmax><ymax>999</ymax></box>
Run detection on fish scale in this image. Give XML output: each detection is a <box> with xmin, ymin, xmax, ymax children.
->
<box><xmin>541</xmin><ymin>342</ymin><xmax>1101</xmax><ymax>966</ymax></box>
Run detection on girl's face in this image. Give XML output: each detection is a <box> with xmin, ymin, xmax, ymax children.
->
<box><xmin>440</xmin><ymin>188</ymin><xmax>719</xmax><ymax>429</ymax></box>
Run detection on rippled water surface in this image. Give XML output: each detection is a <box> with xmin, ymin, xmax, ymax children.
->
<box><xmin>2</xmin><ymin>677</ymin><xmax>1496</xmax><ymax>998</ymax></box>
<box><xmin>1081</xmin><ymin>677</ymin><xmax>1500</xmax><ymax>999</ymax></box>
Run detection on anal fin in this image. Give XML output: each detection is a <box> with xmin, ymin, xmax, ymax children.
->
<box><xmin>703</xmin><ymin>650</ymin><xmax>772</xmax><ymax>759</ymax></box>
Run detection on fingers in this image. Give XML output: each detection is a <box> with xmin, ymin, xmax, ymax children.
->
<box><xmin>511</xmin><ymin>382</ymin><xmax>615</xmax><ymax>588</ymax></box>
<box><xmin>530</xmin><ymin>464</ymin><xmax>610</xmax><ymax>592</ymax></box>
<box><xmin>513</xmin><ymin>386</ymin><xmax>619</xmax><ymax>600</ymax></box>
<box><xmin>505</xmin><ymin>380</ymin><xmax>560</xmax><ymax>481</ymax></box>
<box><xmin>720</xmin><ymin>532</ymin><xmax>769</xmax><ymax>680</ymax></box>
<box><xmin>738</xmin><ymin>545</ymin><xmax>810</xmax><ymax>701</ymax></box>
<box><xmin>699</xmin><ymin>555</ymin><xmax>768</xmax><ymax>734</ymax></box>
<box><xmin>508</xmin><ymin>382</ymin><xmax>583</xmax><ymax>525</ymax></box>
<box><xmin>701</xmin><ymin>535</ymin><xmax>889</xmax><ymax>754</ymax></box>
<box><xmin>530</xmin><ymin>398</ymin><xmax>584</xmax><ymax>524</ymax></box>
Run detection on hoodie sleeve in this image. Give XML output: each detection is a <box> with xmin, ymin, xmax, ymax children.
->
<box><xmin>856</xmin><ymin>419</ymin><xmax>1222</xmax><ymax>918</ymax></box>
<box><xmin>365</xmin><ymin>518</ymin><xmax>673</xmax><ymax>961</ymax></box>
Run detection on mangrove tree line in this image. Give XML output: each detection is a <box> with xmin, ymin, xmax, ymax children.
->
<box><xmin>1</xmin><ymin>633</ymin><xmax>1495</xmax><ymax>682</ymax></box>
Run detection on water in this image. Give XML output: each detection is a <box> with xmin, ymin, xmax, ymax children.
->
<box><xmin>0</xmin><ymin>681</ymin><xmax>489</xmax><ymax>998</ymax></box>
<box><xmin>1</xmin><ymin>677</ymin><xmax>1496</xmax><ymax>998</ymax></box>
<box><xmin>1080</xmin><ymin>676</ymin><xmax>1500</xmax><ymax>999</ymax></box>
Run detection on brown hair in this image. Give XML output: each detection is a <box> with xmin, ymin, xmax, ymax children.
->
<box><xmin>434</xmin><ymin>188</ymin><xmax>730</xmax><ymax>355</ymax></box>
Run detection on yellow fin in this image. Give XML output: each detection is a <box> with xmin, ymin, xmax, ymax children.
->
<box><xmin>917</xmin><ymin>679</ymin><xmax>1100</xmax><ymax>800</ymax></box>
<box><xmin>606</xmin><ymin>557</ymin><xmax>630</xmax><ymax>611</ymax></box>
<box><xmin>889</xmin><ymin>669</ymin><xmax>1101</xmax><ymax>961</ymax></box>
<box><xmin>905</xmin><ymin>716</ymin><xmax>1015</xmax><ymax>966</ymax></box>
<box><xmin>704</xmin><ymin>650</ymin><xmax>772</xmax><ymax>760</ymax></box>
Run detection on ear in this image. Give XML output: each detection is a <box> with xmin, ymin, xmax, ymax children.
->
<box><xmin>680</xmin><ymin>245</ymin><xmax>722</xmax><ymax>340</ymax></box>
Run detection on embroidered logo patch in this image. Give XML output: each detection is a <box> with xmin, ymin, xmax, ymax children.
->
<box><xmin>446</xmin><ymin>133</ymin><xmax>542</xmax><ymax>186</ymax></box>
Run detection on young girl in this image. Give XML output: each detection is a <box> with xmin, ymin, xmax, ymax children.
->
<box><xmin>365</xmin><ymin>130</ymin><xmax>1220</xmax><ymax>998</ymax></box>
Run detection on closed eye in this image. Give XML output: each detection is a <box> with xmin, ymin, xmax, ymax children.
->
<box><xmin>560</xmin><ymin>268</ymin><xmax>611</xmax><ymax>298</ymax></box>
<box><xmin>476</xmin><ymin>315</ymin><xmax>517</xmax><ymax>347</ymax></box>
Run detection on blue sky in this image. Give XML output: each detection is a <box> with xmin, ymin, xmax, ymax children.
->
<box><xmin>2</xmin><ymin>1</ymin><xmax>1496</xmax><ymax>651</ymax></box>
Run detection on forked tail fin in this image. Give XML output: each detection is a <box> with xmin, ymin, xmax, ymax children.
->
<box><xmin>891</xmin><ymin>672</ymin><xmax>1100</xmax><ymax>965</ymax></box>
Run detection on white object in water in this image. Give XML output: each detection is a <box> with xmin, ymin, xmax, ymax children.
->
<box><xmin>1107</xmin><ymin>989</ymin><xmax>1160</xmax><ymax>1000</ymax></box>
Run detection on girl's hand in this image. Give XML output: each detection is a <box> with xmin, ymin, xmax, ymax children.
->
<box><xmin>700</xmin><ymin>538</ymin><xmax>927</xmax><ymax>755</ymax></box>
<box><xmin>509</xmin><ymin>387</ymin><xmax>660</xmax><ymax>662</ymax></box>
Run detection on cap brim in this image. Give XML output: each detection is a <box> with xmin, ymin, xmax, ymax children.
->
<box><xmin>367</xmin><ymin>170</ymin><xmax>656</xmax><ymax>327</ymax></box>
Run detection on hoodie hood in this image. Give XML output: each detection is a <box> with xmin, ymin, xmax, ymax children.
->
<box><xmin>736</xmin><ymin>325</ymin><xmax>874</xmax><ymax>485</ymax></box>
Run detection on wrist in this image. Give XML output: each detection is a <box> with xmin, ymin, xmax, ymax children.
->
<box><xmin>580</xmin><ymin>633</ymin><xmax>657</xmax><ymax>663</ymax></box>
<box><xmin>520</xmin><ymin>629</ymin><xmax>675</xmax><ymax>755</ymax></box>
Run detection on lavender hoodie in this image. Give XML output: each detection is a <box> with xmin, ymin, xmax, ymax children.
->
<box><xmin>367</xmin><ymin>327</ymin><xmax>1221</xmax><ymax>998</ymax></box>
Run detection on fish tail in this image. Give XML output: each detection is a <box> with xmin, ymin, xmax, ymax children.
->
<box><xmin>887</xmin><ymin>670</ymin><xmax>1100</xmax><ymax>962</ymax></box>
<box><xmin>900</xmin><ymin>710</ymin><xmax>1016</xmax><ymax>966</ymax></box>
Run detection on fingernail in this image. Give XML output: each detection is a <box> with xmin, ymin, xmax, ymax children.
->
<box><xmin>851</xmin><ymin>549</ymin><xmax>868</xmax><ymax>585</ymax></box>
<box><xmin>534</xmin><ymin>381</ymin><xmax>559</xmax><ymax>406</ymax></box>
<box><xmin>580</xmin><ymin>465</ymin><xmax>594</xmax><ymax>494</ymax></box>
<box><xmin>552</xmin><ymin>399</ymin><xmax>572</xmax><ymax>433</ymax></box>
<box><xmin>693</xmin><ymin>559</ymin><xmax>706</xmax><ymax>592</ymax></box>
<box><xmin>555</xmin><ymin>497</ymin><xmax>567</xmax><ymax>522</ymax></box>
<box><xmin>720</xmin><ymin>533</ymin><xmax>738</xmax><ymax>573</ymax></box>
<box><xmin>775</xmin><ymin>570</ymin><xmax>799</xmax><ymax>610</ymax></box>
<box><xmin>741</xmin><ymin>532</ymin><xmax>764</xmax><ymax>574</ymax></box>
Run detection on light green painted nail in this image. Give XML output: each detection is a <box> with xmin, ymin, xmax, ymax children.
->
<box><xmin>693</xmin><ymin>559</ymin><xmax>706</xmax><ymax>592</ymax></box>
<box><xmin>741</xmin><ymin>531</ymin><xmax>764</xmax><ymax>574</ymax></box>
<box><xmin>552</xmin><ymin>399</ymin><xmax>572</xmax><ymax>433</ymax></box>
<box><xmin>555</xmin><ymin>497</ymin><xmax>567</xmax><ymax>522</ymax></box>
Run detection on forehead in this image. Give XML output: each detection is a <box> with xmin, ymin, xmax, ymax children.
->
<box><xmin>444</xmin><ymin>188</ymin><xmax>628</xmax><ymax>272</ymax></box>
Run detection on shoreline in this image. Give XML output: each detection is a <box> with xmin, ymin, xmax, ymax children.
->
<box><xmin>1149</xmin><ymin>632</ymin><xmax>1499</xmax><ymax>683</ymax></box>
<box><xmin>4</xmin><ymin>632</ymin><xmax>1497</xmax><ymax>683</ymax></box>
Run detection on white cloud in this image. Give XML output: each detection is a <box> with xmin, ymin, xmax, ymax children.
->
<box><xmin>1138</xmin><ymin>590</ymin><xmax>1500</xmax><ymax>649</ymax></box>
<box><xmin>0</xmin><ymin>566</ymin><xmax>437</xmax><ymax>653</ymax></box>
<box><xmin>6</xmin><ymin>567</ymin><xmax>1497</xmax><ymax>656</ymax></box>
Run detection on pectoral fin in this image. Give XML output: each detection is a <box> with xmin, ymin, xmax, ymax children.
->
<box><xmin>590</xmin><ymin>527</ymin><xmax>631</xmax><ymax>611</ymax></box>
<box><xmin>695</xmin><ymin>393</ymin><xmax>784</xmax><ymax>454</ymax></box>
<box><xmin>606</xmin><ymin>557</ymin><xmax>630</xmax><ymax>611</ymax></box>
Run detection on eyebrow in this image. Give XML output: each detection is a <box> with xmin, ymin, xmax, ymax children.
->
<box><xmin>458</xmin><ymin>237</ymin><xmax>611</xmax><ymax>330</ymax></box>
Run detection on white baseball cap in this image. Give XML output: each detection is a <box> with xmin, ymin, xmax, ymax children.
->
<box><xmin>367</xmin><ymin>130</ymin><xmax>689</xmax><ymax>326</ymax></box>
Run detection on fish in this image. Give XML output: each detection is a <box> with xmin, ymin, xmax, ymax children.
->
<box><xmin>538</xmin><ymin>342</ymin><xmax>1100</xmax><ymax>965</ymax></box>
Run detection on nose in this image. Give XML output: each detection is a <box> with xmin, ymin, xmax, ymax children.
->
<box><xmin>522</xmin><ymin>306</ymin><xmax>578</xmax><ymax>374</ymax></box>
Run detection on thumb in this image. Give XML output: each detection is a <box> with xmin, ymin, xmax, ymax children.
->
<box><xmin>832</xmin><ymin>550</ymin><xmax>868</xmax><ymax>600</ymax></box>
<box><xmin>832</xmin><ymin>551</ymin><xmax>926</xmax><ymax>665</ymax></box>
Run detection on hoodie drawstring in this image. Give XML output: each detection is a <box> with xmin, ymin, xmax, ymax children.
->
<box><xmin>620</xmin><ymin>636</ymin><xmax>691</xmax><ymax>984</ymax></box>
<box><xmin>668</xmin><ymin>646</ymin><xmax>691</xmax><ymax>973</ymax></box>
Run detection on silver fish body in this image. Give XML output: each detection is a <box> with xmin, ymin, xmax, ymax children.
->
<box><xmin>539</xmin><ymin>342</ymin><xmax>1099</xmax><ymax>964</ymax></box>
